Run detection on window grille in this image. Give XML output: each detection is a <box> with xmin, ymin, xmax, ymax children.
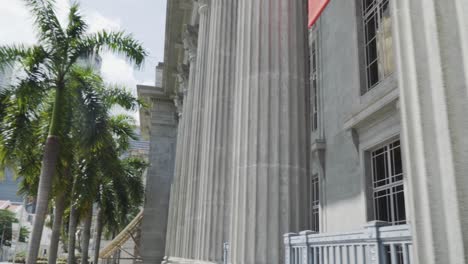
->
<box><xmin>309</xmin><ymin>174</ymin><xmax>320</xmax><ymax>232</ymax></box>
<box><xmin>362</xmin><ymin>0</ymin><xmax>394</xmax><ymax>92</ymax></box>
<box><xmin>371</xmin><ymin>139</ymin><xmax>406</xmax><ymax>225</ymax></box>
<box><xmin>310</xmin><ymin>26</ymin><xmax>319</xmax><ymax>131</ymax></box>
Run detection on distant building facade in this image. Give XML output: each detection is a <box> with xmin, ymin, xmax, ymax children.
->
<box><xmin>139</xmin><ymin>0</ymin><xmax>468</xmax><ymax>264</ymax></box>
<box><xmin>0</xmin><ymin>169</ymin><xmax>23</xmax><ymax>203</ymax></box>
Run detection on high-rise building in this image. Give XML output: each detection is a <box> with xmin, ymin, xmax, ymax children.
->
<box><xmin>138</xmin><ymin>0</ymin><xmax>468</xmax><ymax>264</ymax></box>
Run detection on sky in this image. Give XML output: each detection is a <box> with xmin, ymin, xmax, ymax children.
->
<box><xmin>0</xmin><ymin>0</ymin><xmax>168</xmax><ymax>122</ymax></box>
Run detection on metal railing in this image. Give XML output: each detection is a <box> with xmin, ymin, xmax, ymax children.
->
<box><xmin>223</xmin><ymin>242</ymin><xmax>230</xmax><ymax>264</ymax></box>
<box><xmin>284</xmin><ymin>221</ymin><xmax>413</xmax><ymax>264</ymax></box>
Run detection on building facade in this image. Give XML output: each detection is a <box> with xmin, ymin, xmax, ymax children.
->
<box><xmin>139</xmin><ymin>0</ymin><xmax>468</xmax><ymax>263</ymax></box>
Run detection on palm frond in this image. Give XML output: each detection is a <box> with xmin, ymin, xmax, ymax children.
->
<box><xmin>101</xmin><ymin>85</ymin><xmax>143</xmax><ymax>111</ymax></box>
<box><xmin>24</xmin><ymin>0</ymin><xmax>66</xmax><ymax>46</ymax></box>
<box><xmin>121</xmin><ymin>157</ymin><xmax>146</xmax><ymax>205</ymax></box>
<box><xmin>0</xmin><ymin>45</ymin><xmax>34</xmax><ymax>71</ymax></box>
<box><xmin>75</xmin><ymin>30</ymin><xmax>147</xmax><ymax>68</ymax></box>
<box><xmin>108</xmin><ymin>114</ymin><xmax>136</xmax><ymax>153</ymax></box>
<box><xmin>0</xmin><ymin>82</ymin><xmax>46</xmax><ymax>167</ymax></box>
<box><xmin>66</xmin><ymin>3</ymin><xmax>87</xmax><ymax>41</ymax></box>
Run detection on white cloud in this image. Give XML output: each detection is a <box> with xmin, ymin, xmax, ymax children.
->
<box><xmin>0</xmin><ymin>1</ymin><xmax>36</xmax><ymax>45</ymax></box>
<box><xmin>86</xmin><ymin>11</ymin><xmax>121</xmax><ymax>33</ymax></box>
<box><xmin>101</xmin><ymin>53</ymin><xmax>137</xmax><ymax>90</ymax></box>
<box><xmin>0</xmin><ymin>0</ymin><xmax>71</xmax><ymax>45</ymax></box>
<box><xmin>101</xmin><ymin>52</ymin><xmax>140</xmax><ymax>123</ymax></box>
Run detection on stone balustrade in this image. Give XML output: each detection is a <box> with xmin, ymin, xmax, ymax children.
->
<box><xmin>284</xmin><ymin>221</ymin><xmax>412</xmax><ymax>264</ymax></box>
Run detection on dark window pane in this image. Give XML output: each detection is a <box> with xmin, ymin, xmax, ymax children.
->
<box><xmin>367</xmin><ymin>39</ymin><xmax>378</xmax><ymax>65</ymax></box>
<box><xmin>373</xmin><ymin>147</ymin><xmax>386</xmax><ymax>156</ymax></box>
<box><xmin>392</xmin><ymin>144</ymin><xmax>403</xmax><ymax>176</ymax></box>
<box><xmin>384</xmin><ymin>245</ymin><xmax>392</xmax><ymax>264</ymax></box>
<box><xmin>393</xmin><ymin>186</ymin><xmax>406</xmax><ymax>224</ymax></box>
<box><xmin>363</xmin><ymin>0</ymin><xmax>375</xmax><ymax>14</ymax></box>
<box><xmin>365</xmin><ymin>15</ymin><xmax>377</xmax><ymax>43</ymax></box>
<box><xmin>368</xmin><ymin>61</ymin><xmax>380</xmax><ymax>87</ymax></box>
<box><xmin>373</xmin><ymin>149</ymin><xmax>388</xmax><ymax>187</ymax></box>
<box><xmin>375</xmin><ymin>190</ymin><xmax>390</xmax><ymax>222</ymax></box>
<box><xmin>396</xmin><ymin>244</ymin><xmax>404</xmax><ymax>264</ymax></box>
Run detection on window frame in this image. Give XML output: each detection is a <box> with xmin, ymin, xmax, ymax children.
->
<box><xmin>361</xmin><ymin>0</ymin><xmax>395</xmax><ymax>93</ymax></box>
<box><xmin>309</xmin><ymin>24</ymin><xmax>320</xmax><ymax>133</ymax></box>
<box><xmin>309</xmin><ymin>173</ymin><xmax>320</xmax><ymax>232</ymax></box>
<box><xmin>368</xmin><ymin>138</ymin><xmax>406</xmax><ymax>225</ymax></box>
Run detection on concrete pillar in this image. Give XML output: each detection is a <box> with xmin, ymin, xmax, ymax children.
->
<box><xmin>140</xmin><ymin>95</ymin><xmax>178</xmax><ymax>264</ymax></box>
<box><xmin>195</xmin><ymin>0</ymin><xmax>238</xmax><ymax>262</ymax></box>
<box><xmin>229</xmin><ymin>1</ymin><xmax>309</xmax><ymax>263</ymax></box>
<box><xmin>392</xmin><ymin>0</ymin><xmax>468</xmax><ymax>263</ymax></box>
<box><xmin>181</xmin><ymin>0</ymin><xmax>211</xmax><ymax>259</ymax></box>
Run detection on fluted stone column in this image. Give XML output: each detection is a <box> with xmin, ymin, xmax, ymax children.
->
<box><xmin>165</xmin><ymin>61</ymin><xmax>192</xmax><ymax>258</ymax></box>
<box><xmin>392</xmin><ymin>0</ymin><xmax>468</xmax><ymax>263</ymax></box>
<box><xmin>229</xmin><ymin>1</ymin><xmax>309</xmax><ymax>263</ymax></box>
<box><xmin>194</xmin><ymin>0</ymin><xmax>237</xmax><ymax>262</ymax></box>
<box><xmin>168</xmin><ymin>25</ymin><xmax>199</xmax><ymax>259</ymax></box>
<box><xmin>181</xmin><ymin>0</ymin><xmax>211</xmax><ymax>260</ymax></box>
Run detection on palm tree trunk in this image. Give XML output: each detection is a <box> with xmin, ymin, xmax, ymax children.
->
<box><xmin>111</xmin><ymin>231</ymin><xmax>118</xmax><ymax>264</ymax></box>
<box><xmin>81</xmin><ymin>206</ymin><xmax>93</xmax><ymax>264</ymax></box>
<box><xmin>67</xmin><ymin>205</ymin><xmax>78</xmax><ymax>264</ymax></box>
<box><xmin>25</xmin><ymin>136</ymin><xmax>60</xmax><ymax>264</ymax></box>
<box><xmin>26</xmin><ymin>86</ymin><xmax>64</xmax><ymax>264</ymax></box>
<box><xmin>93</xmin><ymin>207</ymin><xmax>103</xmax><ymax>264</ymax></box>
<box><xmin>47</xmin><ymin>191</ymin><xmax>66</xmax><ymax>264</ymax></box>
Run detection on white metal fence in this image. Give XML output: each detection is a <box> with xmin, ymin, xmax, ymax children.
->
<box><xmin>284</xmin><ymin>221</ymin><xmax>412</xmax><ymax>264</ymax></box>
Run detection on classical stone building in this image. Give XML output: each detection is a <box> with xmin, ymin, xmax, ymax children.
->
<box><xmin>139</xmin><ymin>0</ymin><xmax>467</xmax><ymax>263</ymax></box>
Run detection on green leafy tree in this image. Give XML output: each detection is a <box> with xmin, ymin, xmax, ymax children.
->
<box><xmin>0</xmin><ymin>1</ymin><xmax>147</xmax><ymax>263</ymax></box>
<box><xmin>0</xmin><ymin>209</ymin><xmax>17</xmax><ymax>246</ymax></box>
<box><xmin>0</xmin><ymin>209</ymin><xmax>29</xmax><ymax>246</ymax></box>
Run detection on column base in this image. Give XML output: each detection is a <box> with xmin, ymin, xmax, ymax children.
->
<box><xmin>162</xmin><ymin>257</ymin><xmax>218</xmax><ymax>264</ymax></box>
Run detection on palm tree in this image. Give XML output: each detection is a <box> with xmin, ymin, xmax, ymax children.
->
<box><xmin>76</xmin><ymin>113</ymin><xmax>146</xmax><ymax>264</ymax></box>
<box><xmin>1</xmin><ymin>64</ymin><xmax>143</xmax><ymax>264</ymax></box>
<box><xmin>53</xmin><ymin>66</ymin><xmax>144</xmax><ymax>263</ymax></box>
<box><xmin>0</xmin><ymin>1</ymin><xmax>146</xmax><ymax>262</ymax></box>
<box><xmin>92</xmin><ymin>156</ymin><xmax>146</xmax><ymax>264</ymax></box>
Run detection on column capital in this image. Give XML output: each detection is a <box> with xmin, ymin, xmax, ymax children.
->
<box><xmin>196</xmin><ymin>0</ymin><xmax>210</xmax><ymax>15</ymax></box>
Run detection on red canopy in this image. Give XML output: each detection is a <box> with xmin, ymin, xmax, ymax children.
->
<box><xmin>308</xmin><ymin>0</ymin><xmax>330</xmax><ymax>28</ymax></box>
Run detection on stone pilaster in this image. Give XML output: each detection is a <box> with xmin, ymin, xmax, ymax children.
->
<box><xmin>229</xmin><ymin>1</ymin><xmax>309</xmax><ymax>263</ymax></box>
<box><xmin>140</xmin><ymin>94</ymin><xmax>178</xmax><ymax>264</ymax></box>
<box><xmin>194</xmin><ymin>0</ymin><xmax>238</xmax><ymax>262</ymax></box>
<box><xmin>392</xmin><ymin>0</ymin><xmax>468</xmax><ymax>263</ymax></box>
<box><xmin>181</xmin><ymin>0</ymin><xmax>211</xmax><ymax>260</ymax></box>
